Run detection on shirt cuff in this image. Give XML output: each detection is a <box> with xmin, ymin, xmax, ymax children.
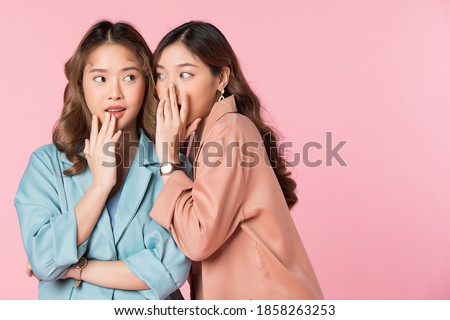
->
<box><xmin>124</xmin><ymin>249</ymin><xmax>178</xmax><ymax>300</ymax></box>
<box><xmin>51</xmin><ymin>207</ymin><xmax>88</xmax><ymax>266</ymax></box>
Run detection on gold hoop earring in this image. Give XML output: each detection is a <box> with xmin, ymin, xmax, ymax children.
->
<box><xmin>218</xmin><ymin>89</ymin><xmax>225</xmax><ymax>101</ymax></box>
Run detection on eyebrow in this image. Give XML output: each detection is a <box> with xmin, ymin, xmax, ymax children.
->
<box><xmin>88</xmin><ymin>66</ymin><xmax>140</xmax><ymax>73</ymax></box>
<box><xmin>156</xmin><ymin>63</ymin><xmax>198</xmax><ymax>69</ymax></box>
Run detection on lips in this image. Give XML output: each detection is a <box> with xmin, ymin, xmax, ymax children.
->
<box><xmin>105</xmin><ymin>106</ymin><xmax>126</xmax><ymax>112</ymax></box>
<box><xmin>105</xmin><ymin>106</ymin><xmax>126</xmax><ymax>119</ymax></box>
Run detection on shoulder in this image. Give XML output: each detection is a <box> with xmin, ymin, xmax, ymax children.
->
<box><xmin>29</xmin><ymin>143</ymin><xmax>61</xmax><ymax>163</ymax></box>
<box><xmin>208</xmin><ymin>112</ymin><xmax>263</xmax><ymax>144</ymax></box>
<box><xmin>31</xmin><ymin>143</ymin><xmax>59</xmax><ymax>157</ymax></box>
<box><xmin>25</xmin><ymin>143</ymin><xmax>65</xmax><ymax>175</ymax></box>
<box><xmin>15</xmin><ymin>144</ymin><xmax>63</xmax><ymax>204</ymax></box>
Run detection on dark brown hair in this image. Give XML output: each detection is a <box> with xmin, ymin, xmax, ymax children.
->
<box><xmin>152</xmin><ymin>21</ymin><xmax>298</xmax><ymax>209</ymax></box>
<box><xmin>53</xmin><ymin>20</ymin><xmax>157</xmax><ymax>176</ymax></box>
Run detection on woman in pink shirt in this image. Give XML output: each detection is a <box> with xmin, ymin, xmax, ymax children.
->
<box><xmin>150</xmin><ymin>21</ymin><xmax>323</xmax><ymax>300</ymax></box>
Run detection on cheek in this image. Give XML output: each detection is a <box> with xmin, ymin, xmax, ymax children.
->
<box><xmin>125</xmin><ymin>81</ymin><xmax>146</xmax><ymax>106</ymax></box>
<box><xmin>82</xmin><ymin>83</ymin><xmax>98</xmax><ymax>108</ymax></box>
<box><xmin>195</xmin><ymin>81</ymin><xmax>218</xmax><ymax>106</ymax></box>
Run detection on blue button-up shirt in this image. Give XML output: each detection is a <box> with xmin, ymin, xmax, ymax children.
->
<box><xmin>15</xmin><ymin>129</ymin><xmax>191</xmax><ymax>299</ymax></box>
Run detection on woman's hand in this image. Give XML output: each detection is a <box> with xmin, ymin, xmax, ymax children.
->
<box><xmin>84</xmin><ymin>112</ymin><xmax>122</xmax><ymax>191</ymax></box>
<box><xmin>155</xmin><ymin>84</ymin><xmax>201</xmax><ymax>164</ymax></box>
<box><xmin>25</xmin><ymin>260</ymin><xmax>39</xmax><ymax>280</ymax></box>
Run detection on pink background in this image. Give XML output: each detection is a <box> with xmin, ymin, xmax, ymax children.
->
<box><xmin>1</xmin><ymin>0</ymin><xmax>449</xmax><ymax>299</ymax></box>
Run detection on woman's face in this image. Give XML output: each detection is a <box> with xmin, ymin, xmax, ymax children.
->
<box><xmin>82</xmin><ymin>43</ymin><xmax>145</xmax><ymax>133</ymax></box>
<box><xmin>155</xmin><ymin>42</ymin><xmax>221</xmax><ymax>126</ymax></box>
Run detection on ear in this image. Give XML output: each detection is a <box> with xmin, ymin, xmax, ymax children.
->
<box><xmin>217</xmin><ymin>66</ymin><xmax>231</xmax><ymax>90</ymax></box>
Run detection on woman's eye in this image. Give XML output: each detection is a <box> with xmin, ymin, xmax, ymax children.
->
<box><xmin>180</xmin><ymin>72</ymin><xmax>192</xmax><ymax>79</ymax></box>
<box><xmin>123</xmin><ymin>75</ymin><xmax>136</xmax><ymax>82</ymax></box>
<box><xmin>93</xmin><ymin>76</ymin><xmax>106</xmax><ymax>83</ymax></box>
<box><xmin>156</xmin><ymin>73</ymin><xmax>166</xmax><ymax>80</ymax></box>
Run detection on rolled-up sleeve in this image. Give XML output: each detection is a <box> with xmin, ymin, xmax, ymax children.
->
<box><xmin>151</xmin><ymin>123</ymin><xmax>246</xmax><ymax>261</ymax></box>
<box><xmin>123</xmin><ymin>220</ymin><xmax>191</xmax><ymax>300</ymax></box>
<box><xmin>15</xmin><ymin>151</ymin><xmax>87</xmax><ymax>281</ymax></box>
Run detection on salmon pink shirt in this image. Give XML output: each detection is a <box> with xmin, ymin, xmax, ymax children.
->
<box><xmin>151</xmin><ymin>96</ymin><xmax>323</xmax><ymax>299</ymax></box>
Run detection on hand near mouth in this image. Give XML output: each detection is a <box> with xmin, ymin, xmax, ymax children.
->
<box><xmin>105</xmin><ymin>106</ymin><xmax>127</xmax><ymax>119</ymax></box>
<box><xmin>84</xmin><ymin>112</ymin><xmax>122</xmax><ymax>191</ymax></box>
<box><xmin>155</xmin><ymin>84</ymin><xmax>201</xmax><ymax>164</ymax></box>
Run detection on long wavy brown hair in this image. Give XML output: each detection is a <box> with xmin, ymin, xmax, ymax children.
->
<box><xmin>152</xmin><ymin>21</ymin><xmax>298</xmax><ymax>209</ymax></box>
<box><xmin>53</xmin><ymin>20</ymin><xmax>157</xmax><ymax>176</ymax></box>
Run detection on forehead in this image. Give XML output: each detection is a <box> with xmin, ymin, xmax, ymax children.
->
<box><xmin>85</xmin><ymin>43</ymin><xmax>139</xmax><ymax>66</ymax></box>
<box><xmin>157</xmin><ymin>42</ymin><xmax>204</xmax><ymax>67</ymax></box>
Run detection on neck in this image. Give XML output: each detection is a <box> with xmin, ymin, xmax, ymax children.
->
<box><xmin>194</xmin><ymin>117</ymin><xmax>207</xmax><ymax>143</ymax></box>
<box><xmin>187</xmin><ymin>114</ymin><xmax>210</xmax><ymax>162</ymax></box>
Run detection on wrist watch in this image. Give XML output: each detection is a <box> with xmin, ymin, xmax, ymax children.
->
<box><xmin>160</xmin><ymin>162</ymin><xmax>183</xmax><ymax>176</ymax></box>
<box><xmin>72</xmin><ymin>257</ymin><xmax>88</xmax><ymax>288</ymax></box>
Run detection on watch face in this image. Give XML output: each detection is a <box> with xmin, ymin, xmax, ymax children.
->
<box><xmin>74</xmin><ymin>257</ymin><xmax>87</xmax><ymax>269</ymax></box>
<box><xmin>160</xmin><ymin>163</ymin><xmax>173</xmax><ymax>174</ymax></box>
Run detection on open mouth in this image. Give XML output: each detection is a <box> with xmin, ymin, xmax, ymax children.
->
<box><xmin>105</xmin><ymin>107</ymin><xmax>126</xmax><ymax>119</ymax></box>
<box><xmin>106</xmin><ymin>108</ymin><xmax>126</xmax><ymax>113</ymax></box>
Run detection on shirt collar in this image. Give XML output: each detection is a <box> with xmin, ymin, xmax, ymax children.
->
<box><xmin>199</xmin><ymin>95</ymin><xmax>238</xmax><ymax>144</ymax></box>
<box><xmin>136</xmin><ymin>128</ymin><xmax>159</xmax><ymax>166</ymax></box>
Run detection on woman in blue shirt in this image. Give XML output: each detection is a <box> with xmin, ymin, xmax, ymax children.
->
<box><xmin>14</xmin><ymin>20</ymin><xmax>190</xmax><ymax>300</ymax></box>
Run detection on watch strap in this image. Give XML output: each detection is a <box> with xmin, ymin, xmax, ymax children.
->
<box><xmin>73</xmin><ymin>257</ymin><xmax>88</xmax><ymax>288</ymax></box>
<box><xmin>160</xmin><ymin>162</ymin><xmax>183</xmax><ymax>176</ymax></box>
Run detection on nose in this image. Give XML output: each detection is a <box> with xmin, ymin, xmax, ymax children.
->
<box><xmin>108</xmin><ymin>78</ymin><xmax>123</xmax><ymax>101</ymax></box>
<box><xmin>159</xmin><ymin>82</ymin><xmax>181</xmax><ymax>100</ymax></box>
